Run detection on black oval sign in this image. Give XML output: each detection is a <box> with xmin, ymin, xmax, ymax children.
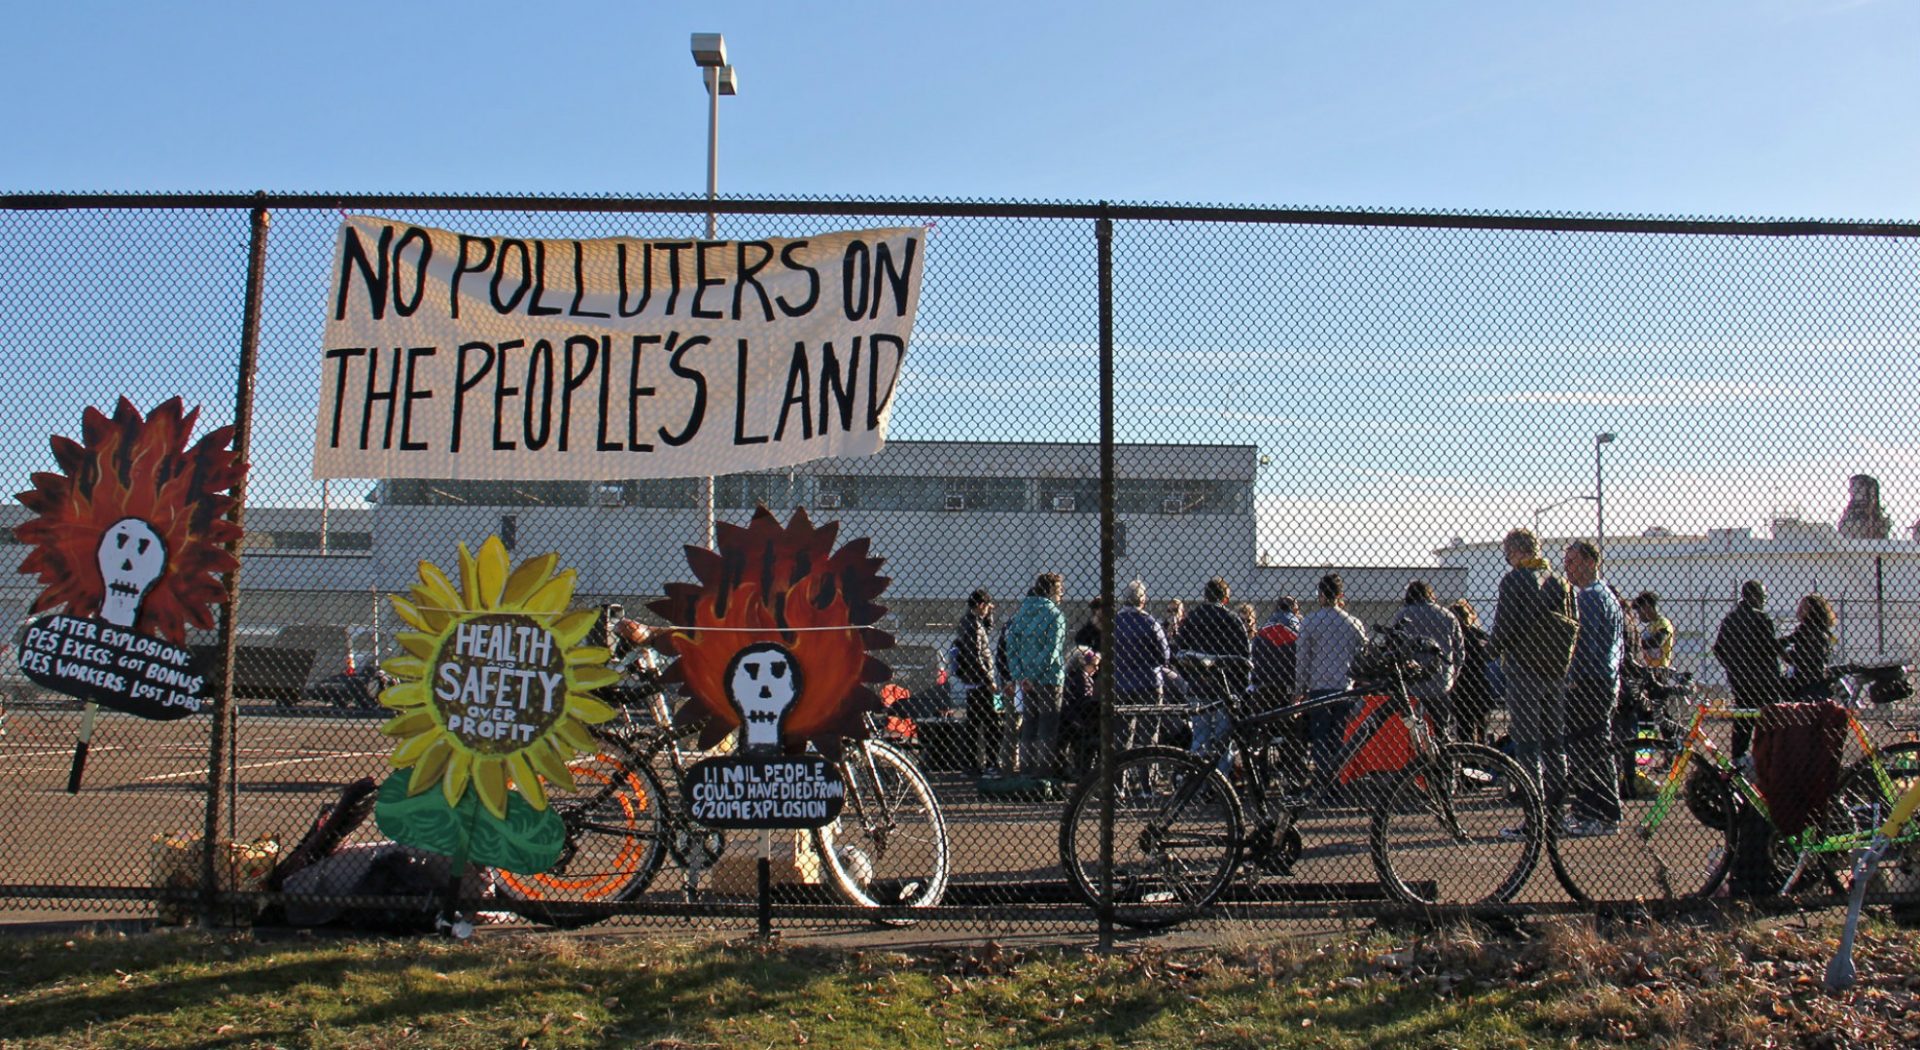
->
<box><xmin>684</xmin><ymin>755</ymin><xmax>846</xmax><ymax>829</ymax></box>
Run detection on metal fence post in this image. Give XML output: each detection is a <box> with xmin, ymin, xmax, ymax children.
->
<box><xmin>1096</xmin><ymin>205</ymin><xmax>1116</xmax><ymax>952</ymax></box>
<box><xmin>200</xmin><ymin>195</ymin><xmax>269</xmax><ymax>925</ymax></box>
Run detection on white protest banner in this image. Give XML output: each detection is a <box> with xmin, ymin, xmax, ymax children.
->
<box><xmin>314</xmin><ymin>217</ymin><xmax>924</xmax><ymax>480</ymax></box>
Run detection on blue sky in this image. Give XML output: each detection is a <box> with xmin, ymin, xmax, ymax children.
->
<box><xmin>6</xmin><ymin>1</ymin><xmax>1920</xmax><ymax>566</ymax></box>
<box><xmin>7</xmin><ymin>1</ymin><xmax>1917</xmax><ymax>219</ymax></box>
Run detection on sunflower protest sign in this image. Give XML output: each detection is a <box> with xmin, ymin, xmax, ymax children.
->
<box><xmin>373</xmin><ymin>536</ymin><xmax>616</xmax><ymax>871</ymax></box>
<box><xmin>314</xmin><ymin>217</ymin><xmax>924</xmax><ymax>482</ymax></box>
<box><xmin>12</xmin><ymin>398</ymin><xmax>246</xmax><ymax>721</ymax></box>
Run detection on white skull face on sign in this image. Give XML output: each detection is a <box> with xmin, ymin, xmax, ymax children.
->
<box><xmin>97</xmin><ymin>517</ymin><xmax>166</xmax><ymax>628</ymax></box>
<box><xmin>725</xmin><ymin>642</ymin><xmax>801</xmax><ymax>752</ymax></box>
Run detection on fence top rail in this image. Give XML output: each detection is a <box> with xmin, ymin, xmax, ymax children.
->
<box><xmin>5</xmin><ymin>191</ymin><xmax>1920</xmax><ymax>238</ymax></box>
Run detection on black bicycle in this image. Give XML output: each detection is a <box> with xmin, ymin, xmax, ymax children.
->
<box><xmin>486</xmin><ymin>654</ymin><xmax>950</xmax><ymax>927</ymax></box>
<box><xmin>1060</xmin><ymin>624</ymin><xmax>1546</xmax><ymax>929</ymax></box>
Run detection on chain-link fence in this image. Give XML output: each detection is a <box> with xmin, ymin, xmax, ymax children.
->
<box><xmin>3</xmin><ymin>193</ymin><xmax>1920</xmax><ymax>937</ymax></box>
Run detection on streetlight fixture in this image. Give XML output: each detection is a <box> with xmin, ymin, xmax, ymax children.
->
<box><xmin>1594</xmin><ymin>432</ymin><xmax>1616</xmax><ymax>554</ymax></box>
<box><xmin>690</xmin><ymin>32</ymin><xmax>738</xmax><ymax>240</ymax></box>
<box><xmin>690</xmin><ymin>33</ymin><xmax>739</xmax><ymax>548</ymax></box>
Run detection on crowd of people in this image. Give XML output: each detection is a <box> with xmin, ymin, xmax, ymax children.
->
<box><xmin>947</xmin><ymin>532</ymin><xmax>1849</xmax><ymax>829</ymax></box>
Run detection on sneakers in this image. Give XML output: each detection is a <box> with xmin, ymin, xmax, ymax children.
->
<box><xmin>1562</xmin><ymin>815</ymin><xmax>1619</xmax><ymax>839</ymax></box>
<box><xmin>1498</xmin><ymin>823</ymin><xmax>1533</xmax><ymax>841</ymax></box>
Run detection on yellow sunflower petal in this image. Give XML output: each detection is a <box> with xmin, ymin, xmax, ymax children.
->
<box><xmin>409</xmin><ymin>737</ymin><xmax>455</xmax><ymax>793</ymax></box>
<box><xmin>569</xmin><ymin>665</ymin><xmax>619</xmax><ymax>692</ymax></box>
<box><xmin>379</xmin><ymin>681</ymin><xmax>431</xmax><ymax>710</ymax></box>
<box><xmin>501</xmin><ymin>553</ymin><xmax>559</xmax><ymax>608</ymax></box>
<box><xmin>398</xmin><ymin>632</ymin><xmax>438</xmax><ymax>661</ymax></box>
<box><xmin>552</xmin><ymin>610</ymin><xmax>598</xmax><ymax>647</ymax></box>
<box><xmin>414</xmin><ymin>562</ymin><xmax>464</xmax><ymax>618</ymax></box>
<box><xmin>442</xmin><ymin>750</ymin><xmax>474</xmax><ymax>807</ymax></box>
<box><xmin>474</xmin><ymin>536</ymin><xmax>511</xmax><ymax>609</ymax></box>
<box><xmin>565</xmin><ymin>644</ymin><xmax>613</xmax><ymax>667</ymax></box>
<box><xmin>508</xmin><ymin>753</ymin><xmax>548</xmax><ymax>810</ymax></box>
<box><xmin>455</xmin><ymin>542</ymin><xmax>480</xmax><ymax>605</ymax></box>
<box><xmin>381</xmin><ymin>709</ymin><xmax>438</xmax><ymax>737</ymax></box>
<box><xmin>390</xmin><ymin>595</ymin><xmax>433</xmax><ymax>633</ymax></box>
<box><xmin>520</xmin><ymin>569</ymin><xmax>577</xmax><ymax>615</ymax></box>
<box><xmin>472</xmin><ymin>757</ymin><xmax>509</xmax><ymax>819</ymax></box>
<box><xmin>390</xmin><ymin>728</ymin><xmax>439</xmax><ymax>767</ymax></box>
<box><xmin>527</xmin><ymin>740</ymin><xmax>577</xmax><ymax>792</ymax></box>
<box><xmin>554</xmin><ymin>717</ymin><xmax>598</xmax><ymax>755</ymax></box>
<box><xmin>382</xmin><ymin>654</ymin><xmax>428</xmax><ymax>680</ymax></box>
<box><xmin>566</xmin><ymin>693</ymin><xmax>618</xmax><ymax>725</ymax></box>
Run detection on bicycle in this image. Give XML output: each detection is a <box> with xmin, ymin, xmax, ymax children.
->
<box><xmin>1058</xmin><ymin>624</ymin><xmax>1546</xmax><ymax>929</ymax></box>
<box><xmin>1554</xmin><ymin>662</ymin><xmax>1920</xmax><ymax>903</ymax></box>
<box><xmin>485</xmin><ymin>651</ymin><xmax>951</xmax><ymax>927</ymax></box>
<box><xmin>1826</xmin><ymin>730</ymin><xmax>1920</xmax><ymax>988</ymax></box>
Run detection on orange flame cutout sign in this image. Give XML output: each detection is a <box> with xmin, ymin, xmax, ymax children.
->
<box><xmin>648</xmin><ymin>506</ymin><xmax>894</xmax><ymax>758</ymax></box>
<box><xmin>14</xmin><ymin>397</ymin><xmax>246</xmax><ymax>643</ymax></box>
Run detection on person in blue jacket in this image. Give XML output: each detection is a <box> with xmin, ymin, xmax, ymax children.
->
<box><xmin>1004</xmin><ymin>572</ymin><xmax>1067</xmax><ymax>779</ymax></box>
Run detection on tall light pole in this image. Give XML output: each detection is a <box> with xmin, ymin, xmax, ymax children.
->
<box><xmin>1594</xmin><ymin>432</ymin><xmax>1616</xmax><ymax>554</ymax></box>
<box><xmin>690</xmin><ymin>33</ymin><xmax>737</xmax><ymax>548</ymax></box>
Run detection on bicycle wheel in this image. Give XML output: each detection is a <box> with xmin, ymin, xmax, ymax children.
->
<box><xmin>1058</xmin><ymin>745</ymin><xmax>1243</xmax><ymax>929</ymax></box>
<box><xmin>1371</xmin><ymin>741</ymin><xmax>1543</xmax><ymax>906</ymax></box>
<box><xmin>1555</xmin><ymin>737</ymin><xmax>1729</xmax><ymax>902</ymax></box>
<box><xmin>1794</xmin><ymin>742</ymin><xmax>1920</xmax><ymax>896</ymax></box>
<box><xmin>489</xmin><ymin>739</ymin><xmax>669</xmax><ymax>928</ymax></box>
<box><xmin>814</xmin><ymin>739</ymin><xmax>950</xmax><ymax>921</ymax></box>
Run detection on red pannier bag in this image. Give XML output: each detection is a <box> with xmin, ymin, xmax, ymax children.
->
<box><xmin>1337</xmin><ymin>694</ymin><xmax>1434</xmax><ymax>785</ymax></box>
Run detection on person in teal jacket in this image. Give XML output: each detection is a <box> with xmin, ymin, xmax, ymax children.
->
<box><xmin>1004</xmin><ymin>572</ymin><xmax>1067</xmax><ymax>779</ymax></box>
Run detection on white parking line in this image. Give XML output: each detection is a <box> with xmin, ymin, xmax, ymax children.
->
<box><xmin>140</xmin><ymin>751</ymin><xmax>388</xmax><ymax>781</ymax></box>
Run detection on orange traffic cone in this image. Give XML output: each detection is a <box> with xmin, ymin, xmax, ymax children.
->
<box><xmin>344</xmin><ymin>649</ymin><xmax>357</xmax><ymax>676</ymax></box>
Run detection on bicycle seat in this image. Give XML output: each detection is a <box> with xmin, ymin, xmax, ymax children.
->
<box><xmin>1172</xmin><ymin>651</ymin><xmax>1251</xmax><ymax>699</ymax></box>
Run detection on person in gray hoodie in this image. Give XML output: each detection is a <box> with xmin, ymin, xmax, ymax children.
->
<box><xmin>1294</xmin><ymin>573</ymin><xmax>1368</xmax><ymax>784</ymax></box>
<box><xmin>1388</xmin><ymin>580</ymin><xmax>1463</xmax><ymax>737</ymax></box>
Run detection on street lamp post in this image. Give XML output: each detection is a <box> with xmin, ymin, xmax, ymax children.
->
<box><xmin>1594</xmin><ymin>432</ymin><xmax>1616</xmax><ymax>554</ymax></box>
<box><xmin>690</xmin><ymin>33</ymin><xmax>738</xmax><ymax>549</ymax></box>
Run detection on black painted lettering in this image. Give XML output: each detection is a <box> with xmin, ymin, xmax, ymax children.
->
<box><xmin>360</xmin><ymin>347</ymin><xmax>403</xmax><ymax>450</ymax></box>
<box><xmin>616</xmin><ymin>243</ymin><xmax>651</xmax><ymax>317</ymax></box>
<box><xmin>527</xmin><ymin>241</ymin><xmax>562</xmax><ymax>315</ymax></box>
<box><xmin>523</xmin><ymin>339</ymin><xmax>555</xmax><ymax>450</ymax></box>
<box><xmin>490</xmin><ymin>240</ymin><xmax>531</xmax><ymax>314</ymax></box>
<box><xmin>658</xmin><ymin>334</ymin><xmax>709</xmax><ymax>447</ymax></box>
<box><xmin>873</xmin><ymin>237</ymin><xmax>918</xmax><ymax>319</ymax></box>
<box><xmin>840</xmin><ymin>240</ymin><xmax>872</xmax><ymax>321</ymax></box>
<box><xmin>692</xmin><ymin>241</ymin><xmax>726</xmax><ymax>319</ymax></box>
<box><xmin>569</xmin><ymin>241</ymin><xmax>609</xmax><ymax>318</ymax></box>
<box><xmin>656</xmin><ymin>242</ymin><xmax>691</xmax><ymax>314</ymax></box>
<box><xmin>334</xmin><ymin>224</ymin><xmax>393</xmax><ymax>321</ymax></box>
<box><xmin>817</xmin><ymin>338</ymin><xmax>860</xmax><ymax>435</ymax></box>
<box><xmin>627</xmin><ymin>334</ymin><xmax>660</xmax><ymax>452</ymax></box>
<box><xmin>391</xmin><ymin>226</ymin><xmax>432</xmax><ymax>317</ymax></box>
<box><xmin>773</xmin><ymin>343</ymin><xmax>812</xmax><ymax>442</ymax></box>
<box><xmin>596</xmin><ymin>335</ymin><xmax>621</xmax><ymax>451</ymax></box>
<box><xmin>560</xmin><ymin>335</ymin><xmax>599</xmax><ymax>453</ymax></box>
<box><xmin>450</xmin><ymin>341</ymin><xmax>495</xmax><ymax>454</ymax></box>
<box><xmin>450</xmin><ymin>235</ymin><xmax>495</xmax><ymax>319</ymax></box>
<box><xmin>492</xmin><ymin>339</ymin><xmax>525</xmax><ymax>450</ymax></box>
<box><xmin>733</xmin><ymin>240</ymin><xmax>776</xmax><ymax>321</ymax></box>
<box><xmin>867</xmin><ymin>334</ymin><xmax>905</xmax><ymax>430</ymax></box>
<box><xmin>323</xmin><ymin>347</ymin><xmax>366</xmax><ymax>447</ymax></box>
<box><xmin>734</xmin><ymin>338</ymin><xmax>770</xmax><ymax>446</ymax></box>
<box><xmin>400</xmin><ymin>346</ymin><xmax>435</xmax><ymax>450</ymax></box>
<box><xmin>775</xmin><ymin>241</ymin><xmax>818</xmax><ymax>317</ymax></box>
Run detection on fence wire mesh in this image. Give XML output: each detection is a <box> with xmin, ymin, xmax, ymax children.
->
<box><xmin>2</xmin><ymin>195</ymin><xmax>1919</xmax><ymax>936</ymax></box>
